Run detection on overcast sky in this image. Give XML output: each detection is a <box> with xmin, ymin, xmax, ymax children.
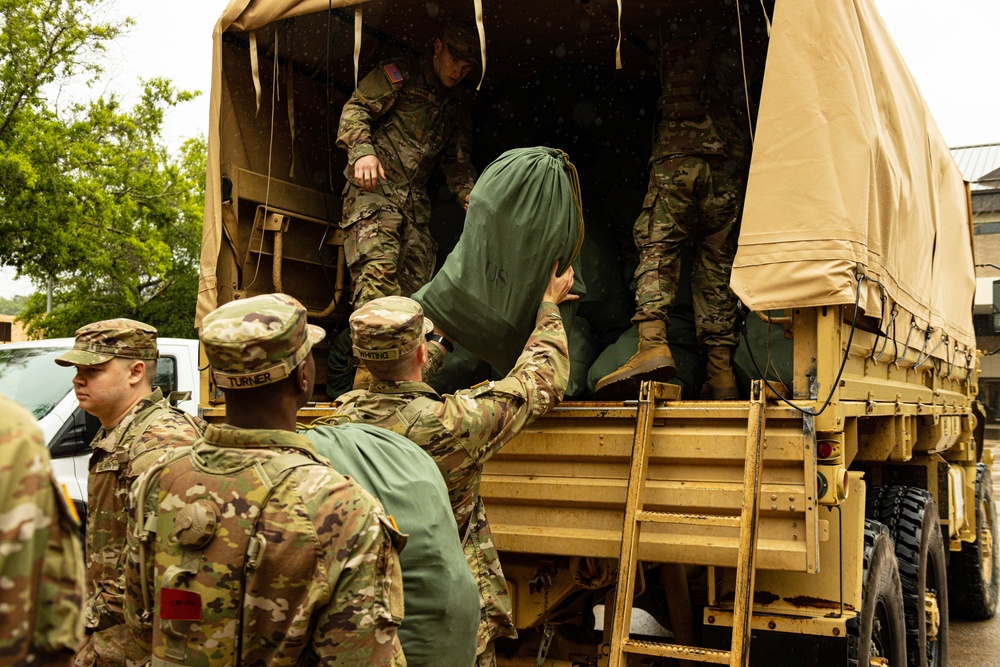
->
<box><xmin>2</xmin><ymin>0</ymin><xmax>998</xmax><ymax>298</ymax></box>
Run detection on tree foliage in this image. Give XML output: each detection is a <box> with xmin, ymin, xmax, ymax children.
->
<box><xmin>0</xmin><ymin>0</ymin><xmax>204</xmax><ymax>339</ymax></box>
<box><xmin>0</xmin><ymin>295</ymin><xmax>28</xmax><ymax>316</ymax></box>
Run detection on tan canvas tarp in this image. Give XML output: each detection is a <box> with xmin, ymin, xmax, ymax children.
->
<box><xmin>197</xmin><ymin>0</ymin><xmax>366</xmax><ymax>325</ymax></box>
<box><xmin>731</xmin><ymin>0</ymin><xmax>976</xmax><ymax>353</ymax></box>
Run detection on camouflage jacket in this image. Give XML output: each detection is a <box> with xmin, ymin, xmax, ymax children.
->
<box><xmin>337</xmin><ymin>55</ymin><xmax>477</xmax><ymax>224</ymax></box>
<box><xmin>83</xmin><ymin>388</ymin><xmax>204</xmax><ymax>634</ymax></box>
<box><xmin>0</xmin><ymin>394</ymin><xmax>85</xmax><ymax>666</ymax></box>
<box><xmin>125</xmin><ymin>424</ymin><xmax>406</xmax><ymax>667</ymax></box>
<box><xmin>330</xmin><ymin>302</ymin><xmax>569</xmax><ymax>652</ymax></box>
<box><xmin>653</xmin><ymin>27</ymin><xmax>750</xmax><ymax>164</ymax></box>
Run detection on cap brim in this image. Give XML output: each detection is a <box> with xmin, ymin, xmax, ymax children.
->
<box><xmin>54</xmin><ymin>349</ymin><xmax>115</xmax><ymax>367</ymax></box>
<box><xmin>307</xmin><ymin>324</ymin><xmax>326</xmax><ymax>345</ymax></box>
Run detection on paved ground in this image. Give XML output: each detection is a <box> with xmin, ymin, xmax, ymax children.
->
<box><xmin>948</xmin><ymin>439</ymin><xmax>1000</xmax><ymax>665</ymax></box>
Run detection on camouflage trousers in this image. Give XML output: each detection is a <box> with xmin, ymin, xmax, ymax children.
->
<box><xmin>342</xmin><ymin>184</ymin><xmax>437</xmax><ymax>309</ymax></box>
<box><xmin>632</xmin><ymin>154</ymin><xmax>743</xmax><ymax>348</ymax></box>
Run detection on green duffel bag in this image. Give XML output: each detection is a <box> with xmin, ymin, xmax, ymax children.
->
<box><xmin>427</xmin><ymin>340</ymin><xmax>495</xmax><ymax>396</ymax></box>
<box><xmin>414</xmin><ymin>146</ymin><xmax>586</xmax><ymax>374</ymax></box>
<box><xmin>734</xmin><ymin>310</ymin><xmax>794</xmax><ymax>394</ymax></box>
<box><xmin>302</xmin><ymin>423</ymin><xmax>479</xmax><ymax>667</ymax></box>
<box><xmin>567</xmin><ymin>316</ymin><xmax>598</xmax><ymax>399</ymax></box>
<box><xmin>325</xmin><ymin>327</ymin><xmax>355</xmax><ymax>400</ymax></box>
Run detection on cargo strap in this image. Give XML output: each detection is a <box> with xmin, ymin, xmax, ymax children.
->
<box><xmin>474</xmin><ymin>0</ymin><xmax>486</xmax><ymax>89</ymax></box>
<box><xmin>286</xmin><ymin>53</ymin><xmax>297</xmax><ymax>179</ymax></box>
<box><xmin>607</xmin><ymin>380</ymin><xmax>766</xmax><ymax>667</ymax></box>
<box><xmin>615</xmin><ymin>0</ymin><xmax>622</xmax><ymax>69</ymax></box>
<box><xmin>353</xmin><ymin>6</ymin><xmax>362</xmax><ymax>87</ymax></box>
<box><xmin>250</xmin><ymin>30</ymin><xmax>261</xmax><ymax>114</ymax></box>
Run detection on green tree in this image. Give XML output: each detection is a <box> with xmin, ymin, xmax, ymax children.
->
<box><xmin>0</xmin><ymin>295</ymin><xmax>28</xmax><ymax>316</ymax></box>
<box><xmin>0</xmin><ymin>0</ymin><xmax>204</xmax><ymax>338</ymax></box>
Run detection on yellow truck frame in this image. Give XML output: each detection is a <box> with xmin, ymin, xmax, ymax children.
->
<box><xmin>480</xmin><ymin>302</ymin><xmax>988</xmax><ymax>666</ymax></box>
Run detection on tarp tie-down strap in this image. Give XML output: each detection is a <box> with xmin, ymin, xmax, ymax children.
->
<box><xmin>250</xmin><ymin>31</ymin><xmax>262</xmax><ymax>115</ymax></box>
<box><xmin>474</xmin><ymin>0</ymin><xmax>486</xmax><ymax>90</ymax></box>
<box><xmin>759</xmin><ymin>0</ymin><xmax>772</xmax><ymax>36</ymax></box>
<box><xmin>735</xmin><ymin>1</ymin><xmax>754</xmax><ymax>144</ymax></box>
<box><xmin>286</xmin><ymin>54</ymin><xmax>297</xmax><ymax>179</ymax></box>
<box><xmin>556</xmin><ymin>149</ymin><xmax>586</xmax><ymax>268</ymax></box>
<box><xmin>353</xmin><ymin>6</ymin><xmax>362</xmax><ymax>88</ymax></box>
<box><xmin>615</xmin><ymin>0</ymin><xmax>622</xmax><ymax>69</ymax></box>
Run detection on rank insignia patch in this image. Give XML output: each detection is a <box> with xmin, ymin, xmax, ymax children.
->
<box><xmin>383</xmin><ymin>63</ymin><xmax>404</xmax><ymax>83</ymax></box>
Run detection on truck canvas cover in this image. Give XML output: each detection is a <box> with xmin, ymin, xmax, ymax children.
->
<box><xmin>200</xmin><ymin>0</ymin><xmax>976</xmax><ymax>366</ymax></box>
<box><xmin>730</xmin><ymin>0</ymin><xmax>976</xmax><ymax>356</ymax></box>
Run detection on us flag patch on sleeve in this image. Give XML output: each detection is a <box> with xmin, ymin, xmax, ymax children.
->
<box><xmin>383</xmin><ymin>63</ymin><xmax>404</xmax><ymax>83</ymax></box>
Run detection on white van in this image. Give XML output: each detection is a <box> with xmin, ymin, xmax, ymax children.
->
<box><xmin>0</xmin><ymin>338</ymin><xmax>200</xmax><ymax>522</ymax></box>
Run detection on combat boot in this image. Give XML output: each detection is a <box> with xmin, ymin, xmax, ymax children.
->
<box><xmin>699</xmin><ymin>345</ymin><xmax>738</xmax><ymax>400</ymax></box>
<box><xmin>595</xmin><ymin>321</ymin><xmax>676</xmax><ymax>400</ymax></box>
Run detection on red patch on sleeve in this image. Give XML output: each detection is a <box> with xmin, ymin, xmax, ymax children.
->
<box><xmin>383</xmin><ymin>63</ymin><xmax>404</xmax><ymax>84</ymax></box>
<box><xmin>160</xmin><ymin>588</ymin><xmax>203</xmax><ymax>620</ymax></box>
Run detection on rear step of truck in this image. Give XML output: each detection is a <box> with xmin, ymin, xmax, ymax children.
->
<box><xmin>607</xmin><ymin>380</ymin><xmax>765</xmax><ymax>667</ymax></box>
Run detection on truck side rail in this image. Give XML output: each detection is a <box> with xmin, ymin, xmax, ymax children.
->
<box><xmin>482</xmin><ymin>401</ymin><xmax>822</xmax><ymax>573</ymax></box>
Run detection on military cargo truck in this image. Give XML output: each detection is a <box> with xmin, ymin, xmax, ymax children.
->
<box><xmin>198</xmin><ymin>0</ymin><xmax>996</xmax><ymax>664</ymax></box>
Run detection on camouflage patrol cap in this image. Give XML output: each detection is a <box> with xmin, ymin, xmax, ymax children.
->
<box><xmin>441</xmin><ymin>22</ymin><xmax>478</xmax><ymax>63</ymax></box>
<box><xmin>350</xmin><ymin>296</ymin><xmax>434</xmax><ymax>362</ymax></box>
<box><xmin>201</xmin><ymin>293</ymin><xmax>326</xmax><ymax>389</ymax></box>
<box><xmin>55</xmin><ymin>319</ymin><xmax>159</xmax><ymax>367</ymax></box>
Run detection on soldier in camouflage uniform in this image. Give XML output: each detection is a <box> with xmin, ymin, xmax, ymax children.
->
<box><xmin>596</xmin><ymin>22</ymin><xmax>752</xmax><ymax>400</ymax></box>
<box><xmin>53</xmin><ymin>319</ymin><xmax>204</xmax><ymax>666</ymax></box>
<box><xmin>327</xmin><ymin>262</ymin><xmax>576</xmax><ymax>667</ymax></box>
<box><xmin>337</xmin><ymin>22</ymin><xmax>479</xmax><ymax>308</ymax></box>
<box><xmin>0</xmin><ymin>393</ymin><xmax>85</xmax><ymax>666</ymax></box>
<box><xmin>125</xmin><ymin>293</ymin><xmax>406</xmax><ymax>666</ymax></box>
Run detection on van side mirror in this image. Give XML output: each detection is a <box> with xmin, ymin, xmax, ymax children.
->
<box><xmin>49</xmin><ymin>407</ymin><xmax>99</xmax><ymax>458</ymax></box>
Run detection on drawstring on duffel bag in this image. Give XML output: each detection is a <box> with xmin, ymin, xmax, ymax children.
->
<box><xmin>554</xmin><ymin>149</ymin><xmax>586</xmax><ymax>271</ymax></box>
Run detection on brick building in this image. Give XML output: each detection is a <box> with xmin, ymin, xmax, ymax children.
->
<box><xmin>0</xmin><ymin>315</ymin><xmax>27</xmax><ymax>344</ymax></box>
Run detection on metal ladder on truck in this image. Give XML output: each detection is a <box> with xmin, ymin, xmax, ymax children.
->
<box><xmin>607</xmin><ymin>379</ymin><xmax>767</xmax><ymax>667</ymax></box>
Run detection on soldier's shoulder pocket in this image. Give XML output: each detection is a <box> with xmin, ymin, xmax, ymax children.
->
<box><xmin>358</xmin><ymin>60</ymin><xmax>408</xmax><ymax>101</ymax></box>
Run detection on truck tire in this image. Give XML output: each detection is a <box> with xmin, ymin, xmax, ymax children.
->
<box><xmin>849</xmin><ymin>520</ymin><xmax>906</xmax><ymax>667</ymax></box>
<box><xmin>867</xmin><ymin>486</ymin><xmax>948</xmax><ymax>667</ymax></box>
<box><xmin>948</xmin><ymin>462</ymin><xmax>999</xmax><ymax>620</ymax></box>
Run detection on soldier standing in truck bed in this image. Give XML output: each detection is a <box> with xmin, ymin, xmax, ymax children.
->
<box><xmin>337</xmin><ymin>21</ymin><xmax>479</xmax><ymax>308</ymax></box>
<box><xmin>596</xmin><ymin>20</ymin><xmax>754</xmax><ymax>401</ymax></box>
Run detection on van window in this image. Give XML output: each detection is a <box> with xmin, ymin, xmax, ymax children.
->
<box><xmin>153</xmin><ymin>355</ymin><xmax>179</xmax><ymax>397</ymax></box>
<box><xmin>0</xmin><ymin>346</ymin><xmax>76</xmax><ymax>419</ymax></box>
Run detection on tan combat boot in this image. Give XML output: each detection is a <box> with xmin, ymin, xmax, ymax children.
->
<box><xmin>699</xmin><ymin>346</ymin><xmax>738</xmax><ymax>400</ymax></box>
<box><xmin>595</xmin><ymin>321</ymin><xmax>676</xmax><ymax>400</ymax></box>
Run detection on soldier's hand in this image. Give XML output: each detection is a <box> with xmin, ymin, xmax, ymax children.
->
<box><xmin>354</xmin><ymin>155</ymin><xmax>385</xmax><ymax>192</ymax></box>
<box><xmin>463</xmin><ymin>194</ymin><xmax>470</xmax><ymax>212</ymax></box>
<box><xmin>542</xmin><ymin>261</ymin><xmax>579</xmax><ymax>305</ymax></box>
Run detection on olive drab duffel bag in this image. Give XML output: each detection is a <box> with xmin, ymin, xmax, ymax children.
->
<box><xmin>303</xmin><ymin>422</ymin><xmax>480</xmax><ymax>667</ymax></box>
<box><xmin>413</xmin><ymin>146</ymin><xmax>586</xmax><ymax>374</ymax></box>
